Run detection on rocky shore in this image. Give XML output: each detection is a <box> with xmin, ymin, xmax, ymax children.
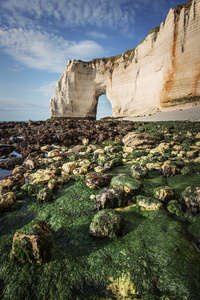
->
<box><xmin>1</xmin><ymin>119</ymin><xmax>200</xmax><ymax>299</ymax></box>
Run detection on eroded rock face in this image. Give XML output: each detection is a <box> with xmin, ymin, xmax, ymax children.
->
<box><xmin>50</xmin><ymin>0</ymin><xmax>200</xmax><ymax>119</ymax></box>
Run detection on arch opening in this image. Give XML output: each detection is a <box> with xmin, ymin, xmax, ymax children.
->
<box><xmin>96</xmin><ymin>94</ymin><xmax>112</xmax><ymax>120</ymax></box>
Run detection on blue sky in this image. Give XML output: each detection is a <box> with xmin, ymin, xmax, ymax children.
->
<box><xmin>0</xmin><ymin>0</ymin><xmax>188</xmax><ymax>121</ymax></box>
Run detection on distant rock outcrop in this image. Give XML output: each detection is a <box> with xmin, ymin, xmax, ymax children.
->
<box><xmin>50</xmin><ymin>0</ymin><xmax>200</xmax><ymax>119</ymax></box>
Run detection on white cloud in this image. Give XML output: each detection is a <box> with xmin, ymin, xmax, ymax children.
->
<box><xmin>0</xmin><ymin>28</ymin><xmax>106</xmax><ymax>73</ymax></box>
<box><xmin>35</xmin><ymin>81</ymin><xmax>57</xmax><ymax>97</ymax></box>
<box><xmin>0</xmin><ymin>97</ymin><xmax>47</xmax><ymax>111</ymax></box>
<box><xmin>0</xmin><ymin>0</ymin><xmax>136</xmax><ymax>32</ymax></box>
<box><xmin>88</xmin><ymin>31</ymin><xmax>107</xmax><ymax>40</ymax></box>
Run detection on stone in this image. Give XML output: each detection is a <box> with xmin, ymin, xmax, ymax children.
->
<box><xmin>136</xmin><ymin>195</ymin><xmax>163</xmax><ymax>211</ymax></box>
<box><xmin>122</xmin><ymin>132</ymin><xmax>156</xmax><ymax>149</ymax></box>
<box><xmin>85</xmin><ymin>172</ymin><xmax>112</xmax><ymax>189</ymax></box>
<box><xmin>181</xmin><ymin>186</ymin><xmax>200</xmax><ymax>214</ymax></box>
<box><xmin>28</xmin><ymin>169</ymin><xmax>55</xmax><ymax>185</ymax></box>
<box><xmin>0</xmin><ymin>192</ymin><xmax>16</xmax><ymax>211</ymax></box>
<box><xmin>24</xmin><ymin>157</ymin><xmax>40</xmax><ymax>169</ymax></box>
<box><xmin>47</xmin><ymin>150</ymin><xmax>60</xmax><ymax>158</ymax></box>
<box><xmin>160</xmin><ymin>160</ymin><xmax>180</xmax><ymax>178</ymax></box>
<box><xmin>4</xmin><ymin>157</ymin><xmax>23</xmax><ymax>170</ymax></box>
<box><xmin>150</xmin><ymin>142</ymin><xmax>171</xmax><ymax>154</ymax></box>
<box><xmin>12</xmin><ymin>166</ymin><xmax>25</xmax><ymax>175</ymax></box>
<box><xmin>167</xmin><ymin>200</ymin><xmax>184</xmax><ymax>218</ymax></box>
<box><xmin>50</xmin><ymin>1</ymin><xmax>200</xmax><ymax>119</ymax></box>
<box><xmin>130</xmin><ymin>164</ymin><xmax>148</xmax><ymax>179</ymax></box>
<box><xmin>62</xmin><ymin>162</ymin><xmax>76</xmax><ymax>174</ymax></box>
<box><xmin>0</xmin><ymin>173</ymin><xmax>25</xmax><ymax>193</ymax></box>
<box><xmin>37</xmin><ymin>187</ymin><xmax>53</xmax><ymax>202</ymax></box>
<box><xmin>12</xmin><ymin>220</ymin><xmax>50</xmax><ymax>264</ymax></box>
<box><xmin>110</xmin><ymin>174</ymin><xmax>141</xmax><ymax>194</ymax></box>
<box><xmin>95</xmin><ymin>187</ymin><xmax>127</xmax><ymax>210</ymax></box>
<box><xmin>89</xmin><ymin>209</ymin><xmax>125</xmax><ymax>238</ymax></box>
<box><xmin>153</xmin><ymin>186</ymin><xmax>174</xmax><ymax>203</ymax></box>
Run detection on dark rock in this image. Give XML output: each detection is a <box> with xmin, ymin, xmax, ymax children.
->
<box><xmin>89</xmin><ymin>209</ymin><xmax>125</xmax><ymax>238</ymax></box>
<box><xmin>153</xmin><ymin>186</ymin><xmax>175</xmax><ymax>203</ymax></box>
<box><xmin>85</xmin><ymin>172</ymin><xmax>112</xmax><ymax>189</ymax></box>
<box><xmin>95</xmin><ymin>187</ymin><xmax>127</xmax><ymax>210</ymax></box>
<box><xmin>12</xmin><ymin>220</ymin><xmax>51</xmax><ymax>264</ymax></box>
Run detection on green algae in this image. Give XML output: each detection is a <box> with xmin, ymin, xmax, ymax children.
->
<box><xmin>1</xmin><ymin>120</ymin><xmax>200</xmax><ymax>299</ymax></box>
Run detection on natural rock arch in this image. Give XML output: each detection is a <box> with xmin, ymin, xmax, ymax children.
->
<box><xmin>50</xmin><ymin>0</ymin><xmax>200</xmax><ymax>119</ymax></box>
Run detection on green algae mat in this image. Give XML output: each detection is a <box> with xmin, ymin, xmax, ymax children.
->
<box><xmin>1</xmin><ymin>121</ymin><xmax>200</xmax><ymax>299</ymax></box>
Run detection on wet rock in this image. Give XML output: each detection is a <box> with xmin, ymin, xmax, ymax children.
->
<box><xmin>28</xmin><ymin>169</ymin><xmax>55</xmax><ymax>185</ymax></box>
<box><xmin>167</xmin><ymin>200</ymin><xmax>184</xmax><ymax>218</ymax></box>
<box><xmin>181</xmin><ymin>186</ymin><xmax>200</xmax><ymax>214</ymax></box>
<box><xmin>136</xmin><ymin>195</ymin><xmax>163</xmax><ymax>211</ymax></box>
<box><xmin>12</xmin><ymin>220</ymin><xmax>50</xmax><ymax>264</ymax></box>
<box><xmin>122</xmin><ymin>132</ymin><xmax>156</xmax><ymax>149</ymax></box>
<box><xmin>130</xmin><ymin>164</ymin><xmax>148</xmax><ymax>179</ymax></box>
<box><xmin>89</xmin><ymin>209</ymin><xmax>125</xmax><ymax>238</ymax></box>
<box><xmin>160</xmin><ymin>161</ymin><xmax>180</xmax><ymax>178</ymax></box>
<box><xmin>24</xmin><ymin>157</ymin><xmax>41</xmax><ymax>169</ymax></box>
<box><xmin>48</xmin><ymin>179</ymin><xmax>57</xmax><ymax>191</ymax></box>
<box><xmin>153</xmin><ymin>186</ymin><xmax>174</xmax><ymax>203</ymax></box>
<box><xmin>146</xmin><ymin>162</ymin><xmax>161</xmax><ymax>171</ymax></box>
<box><xmin>62</xmin><ymin>162</ymin><xmax>76</xmax><ymax>174</ymax></box>
<box><xmin>85</xmin><ymin>172</ymin><xmax>112</xmax><ymax>189</ymax></box>
<box><xmin>47</xmin><ymin>149</ymin><xmax>60</xmax><ymax>158</ymax></box>
<box><xmin>150</xmin><ymin>142</ymin><xmax>171</xmax><ymax>154</ymax></box>
<box><xmin>12</xmin><ymin>166</ymin><xmax>25</xmax><ymax>175</ymax></box>
<box><xmin>4</xmin><ymin>157</ymin><xmax>23</xmax><ymax>170</ymax></box>
<box><xmin>37</xmin><ymin>187</ymin><xmax>53</xmax><ymax>202</ymax></box>
<box><xmin>186</xmin><ymin>150</ymin><xmax>199</xmax><ymax>159</ymax></box>
<box><xmin>0</xmin><ymin>172</ymin><xmax>25</xmax><ymax>193</ymax></box>
<box><xmin>95</xmin><ymin>187</ymin><xmax>127</xmax><ymax>210</ymax></box>
<box><xmin>0</xmin><ymin>192</ymin><xmax>16</xmax><ymax>212</ymax></box>
<box><xmin>110</xmin><ymin>174</ymin><xmax>141</xmax><ymax>194</ymax></box>
<box><xmin>94</xmin><ymin>166</ymin><xmax>105</xmax><ymax>173</ymax></box>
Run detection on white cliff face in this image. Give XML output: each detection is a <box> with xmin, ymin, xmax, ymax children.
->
<box><xmin>50</xmin><ymin>0</ymin><xmax>200</xmax><ymax>119</ymax></box>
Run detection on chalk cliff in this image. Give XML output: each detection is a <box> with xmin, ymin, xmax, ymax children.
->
<box><xmin>50</xmin><ymin>0</ymin><xmax>200</xmax><ymax>119</ymax></box>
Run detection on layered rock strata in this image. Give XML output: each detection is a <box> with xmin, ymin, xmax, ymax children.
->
<box><xmin>50</xmin><ymin>0</ymin><xmax>200</xmax><ymax>119</ymax></box>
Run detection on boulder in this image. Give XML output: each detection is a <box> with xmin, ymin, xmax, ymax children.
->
<box><xmin>122</xmin><ymin>133</ymin><xmax>156</xmax><ymax>149</ymax></box>
<box><xmin>181</xmin><ymin>186</ymin><xmax>200</xmax><ymax>214</ymax></box>
<box><xmin>89</xmin><ymin>209</ymin><xmax>125</xmax><ymax>238</ymax></box>
<box><xmin>28</xmin><ymin>169</ymin><xmax>55</xmax><ymax>185</ymax></box>
<box><xmin>95</xmin><ymin>187</ymin><xmax>127</xmax><ymax>210</ymax></box>
<box><xmin>37</xmin><ymin>187</ymin><xmax>53</xmax><ymax>202</ymax></box>
<box><xmin>110</xmin><ymin>174</ymin><xmax>141</xmax><ymax>194</ymax></box>
<box><xmin>136</xmin><ymin>195</ymin><xmax>163</xmax><ymax>211</ymax></box>
<box><xmin>62</xmin><ymin>162</ymin><xmax>76</xmax><ymax>174</ymax></box>
<box><xmin>130</xmin><ymin>164</ymin><xmax>148</xmax><ymax>179</ymax></box>
<box><xmin>0</xmin><ymin>192</ymin><xmax>16</xmax><ymax>212</ymax></box>
<box><xmin>0</xmin><ymin>173</ymin><xmax>25</xmax><ymax>193</ymax></box>
<box><xmin>12</xmin><ymin>220</ymin><xmax>50</xmax><ymax>264</ymax></box>
<box><xmin>85</xmin><ymin>172</ymin><xmax>112</xmax><ymax>189</ymax></box>
<box><xmin>153</xmin><ymin>186</ymin><xmax>174</xmax><ymax>203</ymax></box>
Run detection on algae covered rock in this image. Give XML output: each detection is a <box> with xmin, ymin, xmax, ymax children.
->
<box><xmin>153</xmin><ymin>186</ymin><xmax>174</xmax><ymax>203</ymax></box>
<box><xmin>136</xmin><ymin>195</ymin><xmax>163</xmax><ymax>211</ymax></box>
<box><xmin>111</xmin><ymin>174</ymin><xmax>141</xmax><ymax>194</ymax></box>
<box><xmin>181</xmin><ymin>186</ymin><xmax>200</xmax><ymax>214</ymax></box>
<box><xmin>85</xmin><ymin>172</ymin><xmax>112</xmax><ymax>189</ymax></box>
<box><xmin>12</xmin><ymin>220</ymin><xmax>50</xmax><ymax>264</ymax></box>
<box><xmin>95</xmin><ymin>187</ymin><xmax>127</xmax><ymax>210</ymax></box>
<box><xmin>37</xmin><ymin>187</ymin><xmax>53</xmax><ymax>202</ymax></box>
<box><xmin>0</xmin><ymin>192</ymin><xmax>16</xmax><ymax>212</ymax></box>
<box><xmin>130</xmin><ymin>164</ymin><xmax>148</xmax><ymax>179</ymax></box>
<box><xmin>167</xmin><ymin>200</ymin><xmax>184</xmax><ymax>219</ymax></box>
<box><xmin>89</xmin><ymin>209</ymin><xmax>125</xmax><ymax>238</ymax></box>
<box><xmin>160</xmin><ymin>160</ymin><xmax>179</xmax><ymax>178</ymax></box>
